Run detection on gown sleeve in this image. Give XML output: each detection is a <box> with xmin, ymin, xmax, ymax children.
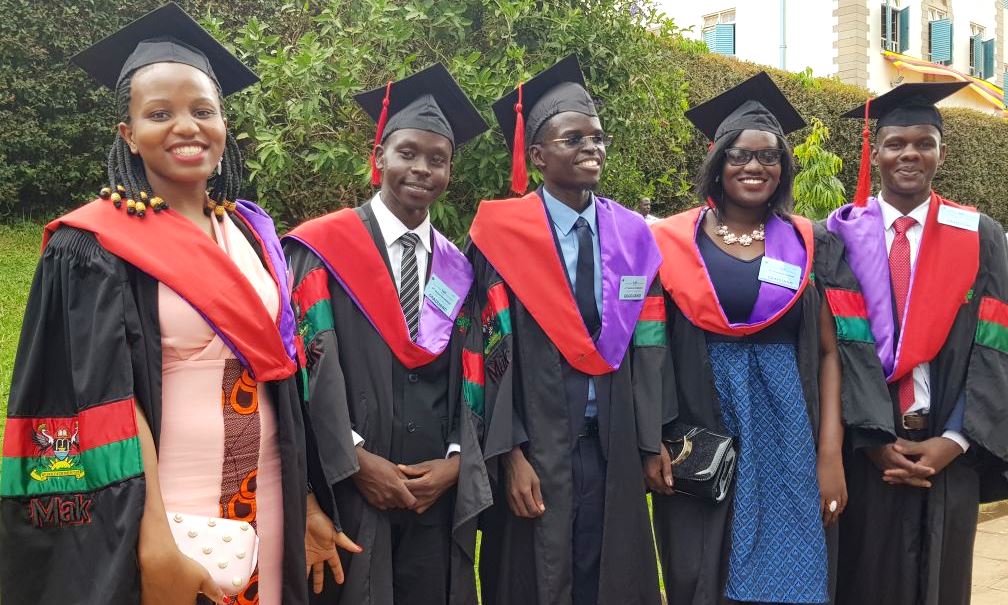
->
<box><xmin>462</xmin><ymin>240</ymin><xmax>522</xmax><ymax>483</ymax></box>
<box><xmin>449</xmin><ymin>292</ymin><xmax>493</xmax><ymax>605</ymax></box>
<box><xmin>813</xmin><ymin>221</ymin><xmax>896</xmax><ymax>450</ymax></box>
<box><xmin>0</xmin><ymin>227</ymin><xmax>146</xmax><ymax>604</ymax></box>
<box><xmin>284</xmin><ymin>240</ymin><xmax>360</xmax><ymax>489</ymax></box>
<box><xmin>963</xmin><ymin>215</ymin><xmax>1008</xmax><ymax>500</ymax></box>
<box><xmin>630</xmin><ymin>277</ymin><xmax>669</xmax><ymax>455</ymax></box>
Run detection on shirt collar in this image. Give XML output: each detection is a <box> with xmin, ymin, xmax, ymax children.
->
<box><xmin>370</xmin><ymin>192</ymin><xmax>432</xmax><ymax>253</ymax></box>
<box><xmin>542</xmin><ymin>187</ymin><xmax>597</xmax><ymax>236</ymax></box>
<box><xmin>878</xmin><ymin>193</ymin><xmax>930</xmax><ymax>231</ymax></box>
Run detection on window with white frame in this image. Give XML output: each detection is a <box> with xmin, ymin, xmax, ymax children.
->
<box><xmin>969</xmin><ymin>23</ymin><xmax>994</xmax><ymax>79</ymax></box>
<box><xmin>702</xmin><ymin>9</ymin><xmax>736</xmax><ymax>56</ymax></box>
<box><xmin>880</xmin><ymin>1</ymin><xmax>908</xmax><ymax>53</ymax></box>
<box><xmin>702</xmin><ymin>9</ymin><xmax>735</xmax><ymax>30</ymax></box>
<box><xmin>927</xmin><ymin>6</ymin><xmax>952</xmax><ymax>64</ymax></box>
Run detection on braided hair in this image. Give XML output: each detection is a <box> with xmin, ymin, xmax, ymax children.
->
<box><xmin>105</xmin><ymin>66</ymin><xmax>243</xmax><ymax>216</ymax></box>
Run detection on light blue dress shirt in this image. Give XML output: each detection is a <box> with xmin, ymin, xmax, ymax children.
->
<box><xmin>542</xmin><ymin>187</ymin><xmax>603</xmax><ymax>417</ymax></box>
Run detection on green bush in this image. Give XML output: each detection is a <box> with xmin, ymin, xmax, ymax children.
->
<box><xmin>0</xmin><ymin>0</ymin><xmax>286</xmax><ymax>222</ymax></box>
<box><xmin>221</xmin><ymin>0</ymin><xmax>697</xmax><ymax>234</ymax></box>
<box><xmin>793</xmin><ymin>117</ymin><xmax>846</xmax><ymax>220</ymax></box>
<box><xmin>3</xmin><ymin>0</ymin><xmax>1007</xmax><ymax>232</ymax></box>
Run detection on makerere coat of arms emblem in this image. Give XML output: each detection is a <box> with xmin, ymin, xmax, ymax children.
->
<box><xmin>30</xmin><ymin>422</ymin><xmax>85</xmax><ymax>481</ymax></box>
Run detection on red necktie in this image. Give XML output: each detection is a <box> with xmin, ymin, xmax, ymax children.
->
<box><xmin>889</xmin><ymin>216</ymin><xmax>917</xmax><ymax>414</ymax></box>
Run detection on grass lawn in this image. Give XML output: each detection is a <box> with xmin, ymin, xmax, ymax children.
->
<box><xmin>0</xmin><ymin>222</ymin><xmax>42</xmax><ymax>451</ymax></box>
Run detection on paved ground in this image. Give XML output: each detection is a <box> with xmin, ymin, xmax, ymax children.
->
<box><xmin>973</xmin><ymin>509</ymin><xmax>1008</xmax><ymax>604</ymax></box>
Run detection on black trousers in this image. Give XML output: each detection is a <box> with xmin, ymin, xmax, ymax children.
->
<box><xmin>389</xmin><ymin>511</ymin><xmax>451</xmax><ymax>605</ymax></box>
<box><xmin>572</xmin><ymin>431</ymin><xmax>606</xmax><ymax>605</ymax></box>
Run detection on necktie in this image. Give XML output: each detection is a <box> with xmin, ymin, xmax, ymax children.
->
<box><xmin>889</xmin><ymin>216</ymin><xmax>917</xmax><ymax>414</ymax></box>
<box><xmin>573</xmin><ymin>217</ymin><xmax>601</xmax><ymax>338</ymax></box>
<box><xmin>398</xmin><ymin>232</ymin><xmax>421</xmax><ymax>341</ymax></box>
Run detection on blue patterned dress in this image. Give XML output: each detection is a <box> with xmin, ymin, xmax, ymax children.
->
<box><xmin>701</xmin><ymin>231</ymin><xmax>828</xmax><ymax>604</ymax></box>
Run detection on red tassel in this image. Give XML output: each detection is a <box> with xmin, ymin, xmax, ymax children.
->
<box><xmin>510</xmin><ymin>83</ymin><xmax>528</xmax><ymax>195</ymax></box>
<box><xmin>370</xmin><ymin>81</ymin><xmax>393</xmax><ymax>187</ymax></box>
<box><xmin>853</xmin><ymin>98</ymin><xmax>873</xmax><ymax>207</ymax></box>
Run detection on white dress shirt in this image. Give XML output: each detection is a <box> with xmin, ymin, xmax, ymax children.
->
<box><xmin>352</xmin><ymin>193</ymin><xmax>459</xmax><ymax>456</ymax></box>
<box><xmin>878</xmin><ymin>195</ymin><xmax>968</xmax><ymax>452</ymax></box>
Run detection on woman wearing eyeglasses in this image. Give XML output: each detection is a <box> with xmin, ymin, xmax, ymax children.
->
<box><xmin>644</xmin><ymin>72</ymin><xmax>847</xmax><ymax>604</ymax></box>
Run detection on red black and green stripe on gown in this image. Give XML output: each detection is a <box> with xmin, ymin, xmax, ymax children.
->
<box><xmin>976</xmin><ymin>296</ymin><xmax>1008</xmax><ymax>355</ymax></box>
<box><xmin>824</xmin><ymin>288</ymin><xmax>874</xmax><ymax>344</ymax></box>
<box><xmin>1</xmin><ymin>397</ymin><xmax>143</xmax><ymax>497</ymax></box>
<box><xmin>634</xmin><ymin>295</ymin><xmax>667</xmax><ymax>347</ymax></box>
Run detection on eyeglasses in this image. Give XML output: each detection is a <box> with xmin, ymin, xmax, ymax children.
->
<box><xmin>724</xmin><ymin>147</ymin><xmax>783</xmax><ymax>166</ymax></box>
<box><xmin>548</xmin><ymin>133</ymin><xmax>614</xmax><ymax>149</ymax></box>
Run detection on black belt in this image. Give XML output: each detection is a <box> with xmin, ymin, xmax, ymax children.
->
<box><xmin>578</xmin><ymin>417</ymin><xmax>599</xmax><ymax>438</ymax></box>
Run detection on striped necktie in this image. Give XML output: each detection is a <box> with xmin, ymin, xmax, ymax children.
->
<box><xmin>398</xmin><ymin>232</ymin><xmax>421</xmax><ymax>340</ymax></box>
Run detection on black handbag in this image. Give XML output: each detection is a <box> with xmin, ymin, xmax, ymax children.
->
<box><xmin>662</xmin><ymin>424</ymin><xmax>737</xmax><ymax>504</ymax></box>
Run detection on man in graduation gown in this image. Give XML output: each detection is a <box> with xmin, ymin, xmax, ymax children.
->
<box><xmin>467</xmin><ymin>55</ymin><xmax>664</xmax><ymax>605</ymax></box>
<box><xmin>0</xmin><ymin>6</ymin><xmax>333</xmax><ymax>602</ymax></box>
<box><xmin>823</xmin><ymin>82</ymin><xmax>1008</xmax><ymax>605</ymax></box>
<box><xmin>282</xmin><ymin>64</ymin><xmax>492</xmax><ymax>605</ymax></box>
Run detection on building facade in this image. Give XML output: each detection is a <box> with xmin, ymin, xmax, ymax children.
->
<box><xmin>660</xmin><ymin>0</ymin><xmax>1007</xmax><ymax>117</ymax></box>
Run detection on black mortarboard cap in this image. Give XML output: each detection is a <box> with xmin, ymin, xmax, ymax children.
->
<box><xmin>492</xmin><ymin>54</ymin><xmax>597</xmax><ymax>153</ymax></box>
<box><xmin>685</xmin><ymin>71</ymin><xmax>806</xmax><ymax>142</ymax></box>
<box><xmin>354</xmin><ymin>63</ymin><xmax>489</xmax><ymax>185</ymax></box>
<box><xmin>354</xmin><ymin>63</ymin><xmax>488</xmax><ymax>149</ymax></box>
<box><xmin>492</xmin><ymin>54</ymin><xmax>598</xmax><ymax>194</ymax></box>
<box><xmin>841</xmin><ymin>81</ymin><xmax>968</xmax><ymax>133</ymax></box>
<box><xmin>843</xmin><ymin>81</ymin><xmax>967</xmax><ymax>207</ymax></box>
<box><xmin>70</xmin><ymin>3</ymin><xmax>258</xmax><ymax>96</ymax></box>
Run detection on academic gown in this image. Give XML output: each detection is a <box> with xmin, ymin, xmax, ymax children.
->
<box><xmin>0</xmin><ymin>199</ymin><xmax>326</xmax><ymax>605</ymax></box>
<box><xmin>649</xmin><ymin>212</ymin><xmax>863</xmax><ymax>605</ymax></box>
<box><xmin>465</xmin><ymin>190</ymin><xmax>664</xmax><ymax>605</ymax></box>
<box><xmin>282</xmin><ymin>202</ymin><xmax>491</xmax><ymax>605</ymax></box>
<box><xmin>823</xmin><ymin>194</ymin><xmax>1008</xmax><ymax>605</ymax></box>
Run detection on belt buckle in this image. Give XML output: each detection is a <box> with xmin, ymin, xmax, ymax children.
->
<box><xmin>901</xmin><ymin>413</ymin><xmax>928</xmax><ymax>431</ymax></box>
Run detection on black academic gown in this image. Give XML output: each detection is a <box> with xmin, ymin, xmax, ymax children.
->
<box><xmin>0</xmin><ymin>225</ymin><xmax>316</xmax><ymax>605</ymax></box>
<box><xmin>283</xmin><ymin>203</ymin><xmax>490</xmax><ymax>605</ymax></box>
<box><xmin>820</xmin><ymin>213</ymin><xmax>1008</xmax><ymax>605</ymax></box>
<box><xmin>465</xmin><ymin>243</ymin><xmax>664</xmax><ymax>605</ymax></box>
<box><xmin>651</xmin><ymin>223</ymin><xmax>862</xmax><ymax>605</ymax></box>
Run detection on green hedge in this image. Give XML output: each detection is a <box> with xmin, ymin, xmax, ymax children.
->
<box><xmin>2</xmin><ymin>0</ymin><xmax>1007</xmax><ymax>231</ymax></box>
<box><xmin>220</xmin><ymin>0</ymin><xmax>697</xmax><ymax>233</ymax></box>
<box><xmin>0</xmin><ymin>0</ymin><xmax>284</xmax><ymax>221</ymax></box>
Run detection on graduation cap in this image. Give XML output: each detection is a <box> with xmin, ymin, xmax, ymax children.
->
<box><xmin>685</xmin><ymin>71</ymin><xmax>806</xmax><ymax>142</ymax></box>
<box><xmin>70</xmin><ymin>2</ymin><xmax>259</xmax><ymax>96</ymax></box>
<box><xmin>492</xmin><ymin>54</ymin><xmax>598</xmax><ymax>194</ymax></box>
<box><xmin>842</xmin><ymin>81</ymin><xmax>967</xmax><ymax>206</ymax></box>
<box><xmin>354</xmin><ymin>63</ymin><xmax>489</xmax><ymax>186</ymax></box>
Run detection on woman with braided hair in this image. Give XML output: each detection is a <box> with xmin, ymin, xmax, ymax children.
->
<box><xmin>0</xmin><ymin>4</ymin><xmax>358</xmax><ymax>604</ymax></box>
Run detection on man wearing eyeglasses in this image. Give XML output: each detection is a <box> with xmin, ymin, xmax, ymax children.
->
<box><xmin>462</xmin><ymin>55</ymin><xmax>665</xmax><ymax>605</ymax></box>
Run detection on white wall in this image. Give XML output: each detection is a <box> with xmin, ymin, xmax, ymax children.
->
<box><xmin>657</xmin><ymin>0</ymin><xmax>837</xmax><ymax>76</ymax></box>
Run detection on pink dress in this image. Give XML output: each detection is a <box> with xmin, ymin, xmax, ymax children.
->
<box><xmin>157</xmin><ymin>214</ymin><xmax>284</xmax><ymax>605</ymax></box>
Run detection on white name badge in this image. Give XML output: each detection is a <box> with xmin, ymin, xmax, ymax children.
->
<box><xmin>758</xmin><ymin>257</ymin><xmax>803</xmax><ymax>291</ymax></box>
<box><xmin>619</xmin><ymin>276</ymin><xmax>647</xmax><ymax>300</ymax></box>
<box><xmin>937</xmin><ymin>205</ymin><xmax>980</xmax><ymax>232</ymax></box>
<box><xmin>425</xmin><ymin>275</ymin><xmax>460</xmax><ymax>316</ymax></box>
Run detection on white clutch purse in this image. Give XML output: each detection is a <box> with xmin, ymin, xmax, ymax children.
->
<box><xmin>167</xmin><ymin>511</ymin><xmax>260</xmax><ymax>595</ymax></box>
